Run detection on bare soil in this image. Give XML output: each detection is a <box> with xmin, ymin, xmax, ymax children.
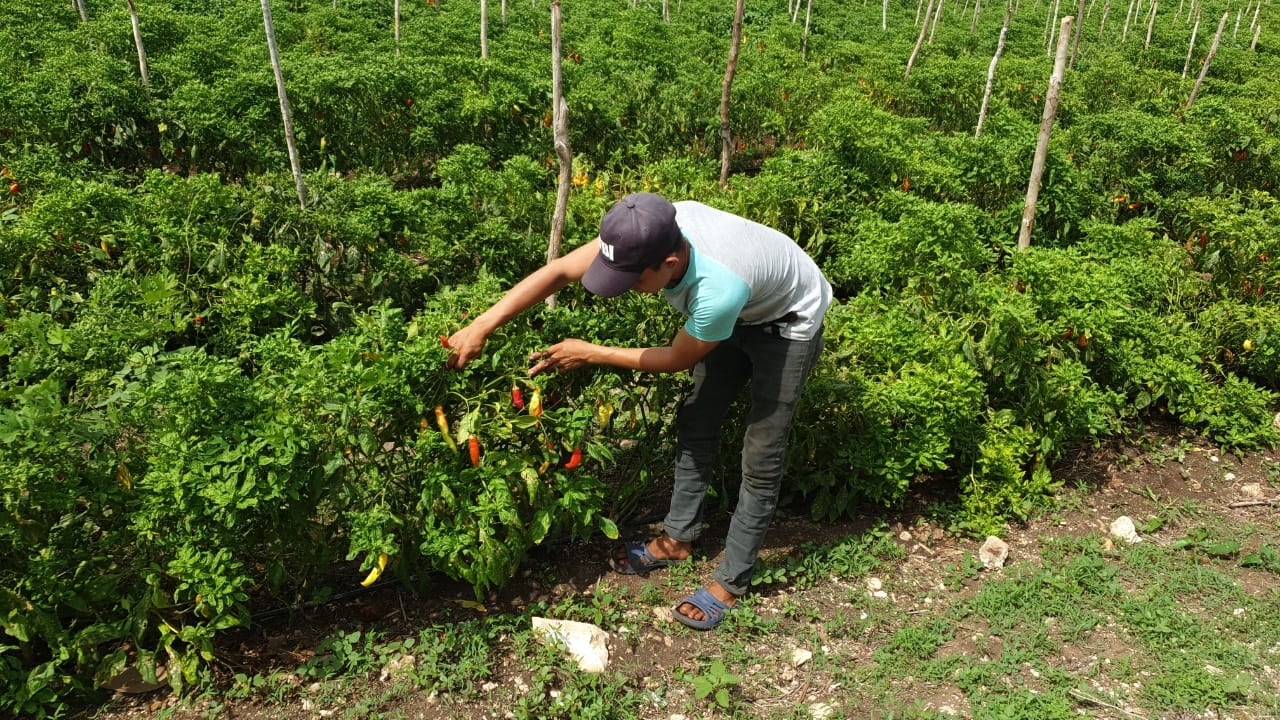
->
<box><xmin>92</xmin><ymin>421</ymin><xmax>1280</xmax><ymax>720</ymax></box>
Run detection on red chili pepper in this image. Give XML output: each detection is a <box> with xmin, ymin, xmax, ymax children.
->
<box><xmin>511</xmin><ymin>386</ymin><xmax>525</xmax><ymax>410</ymax></box>
<box><xmin>468</xmin><ymin>436</ymin><xmax>480</xmax><ymax>467</ymax></box>
<box><xmin>563</xmin><ymin>447</ymin><xmax>582</xmax><ymax>470</ymax></box>
<box><xmin>439</xmin><ymin>334</ymin><xmax>451</xmax><ymax>348</ymax></box>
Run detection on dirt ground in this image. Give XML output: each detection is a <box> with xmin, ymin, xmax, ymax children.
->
<box><xmin>91</xmin><ymin>420</ymin><xmax>1280</xmax><ymax>720</ymax></box>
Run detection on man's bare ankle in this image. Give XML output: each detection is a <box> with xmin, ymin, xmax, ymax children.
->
<box><xmin>649</xmin><ymin>535</ymin><xmax>691</xmax><ymax>560</ymax></box>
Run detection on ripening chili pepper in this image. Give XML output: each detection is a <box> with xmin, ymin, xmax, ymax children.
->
<box><xmin>528</xmin><ymin>389</ymin><xmax>543</xmax><ymax>418</ymax></box>
<box><xmin>468</xmin><ymin>436</ymin><xmax>481</xmax><ymax>467</ymax></box>
<box><xmin>434</xmin><ymin>405</ymin><xmax>456</xmax><ymax>451</ymax></box>
<box><xmin>563</xmin><ymin>447</ymin><xmax>583</xmax><ymax>470</ymax></box>
<box><xmin>595</xmin><ymin>400</ymin><xmax>614</xmax><ymax>428</ymax></box>
<box><xmin>511</xmin><ymin>386</ymin><xmax>525</xmax><ymax>410</ymax></box>
<box><xmin>439</xmin><ymin>334</ymin><xmax>451</xmax><ymax>348</ymax></box>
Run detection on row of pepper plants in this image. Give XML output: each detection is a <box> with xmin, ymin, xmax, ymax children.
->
<box><xmin>1</xmin><ymin>0</ymin><xmax>1278</xmax><ymax>714</ymax></box>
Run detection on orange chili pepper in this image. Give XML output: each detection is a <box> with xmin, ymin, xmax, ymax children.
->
<box><xmin>528</xmin><ymin>389</ymin><xmax>543</xmax><ymax>418</ymax></box>
<box><xmin>468</xmin><ymin>436</ymin><xmax>481</xmax><ymax>467</ymax></box>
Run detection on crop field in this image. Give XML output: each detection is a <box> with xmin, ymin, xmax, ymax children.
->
<box><xmin>0</xmin><ymin>0</ymin><xmax>1277</xmax><ymax>716</ymax></box>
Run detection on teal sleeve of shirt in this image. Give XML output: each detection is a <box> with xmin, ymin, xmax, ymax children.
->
<box><xmin>683</xmin><ymin>276</ymin><xmax>751</xmax><ymax>342</ymax></box>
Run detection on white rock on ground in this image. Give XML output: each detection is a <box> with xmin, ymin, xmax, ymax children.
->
<box><xmin>1109</xmin><ymin>516</ymin><xmax>1142</xmax><ymax>544</ymax></box>
<box><xmin>978</xmin><ymin>536</ymin><xmax>1009</xmax><ymax>569</ymax></box>
<box><xmin>531</xmin><ymin>617</ymin><xmax>610</xmax><ymax>673</ymax></box>
<box><xmin>1241</xmin><ymin>483</ymin><xmax>1264</xmax><ymax>498</ymax></box>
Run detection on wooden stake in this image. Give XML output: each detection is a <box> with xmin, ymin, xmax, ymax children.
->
<box><xmin>1122</xmin><ymin>0</ymin><xmax>1136</xmax><ymax>40</ymax></box>
<box><xmin>971</xmin><ymin>0</ymin><xmax>982</xmax><ymax>32</ymax></box>
<box><xmin>1182</xmin><ymin>10</ymin><xmax>1200</xmax><ymax>76</ymax></box>
<box><xmin>1144</xmin><ymin>0</ymin><xmax>1157</xmax><ymax>48</ymax></box>
<box><xmin>394</xmin><ymin>0</ymin><xmax>401</xmax><ymax>55</ymax></box>
<box><xmin>1251</xmin><ymin>18</ymin><xmax>1261</xmax><ymax>49</ymax></box>
<box><xmin>1070</xmin><ymin>0</ymin><xmax>1087</xmax><ymax>64</ymax></box>
<box><xmin>885</xmin><ymin>0</ymin><xmax>891</xmax><ymax>30</ymax></box>
<box><xmin>126</xmin><ymin>0</ymin><xmax>150</xmax><ymax>90</ymax></box>
<box><xmin>930</xmin><ymin>0</ymin><xmax>946</xmax><ymax>43</ymax></box>
<box><xmin>802</xmin><ymin>0</ymin><xmax>814</xmax><ymax>60</ymax></box>
<box><xmin>976</xmin><ymin>6</ymin><xmax>1012</xmax><ymax>137</ymax></box>
<box><xmin>1234</xmin><ymin>7</ymin><xmax>1242</xmax><ymax>38</ymax></box>
<box><xmin>1019</xmin><ymin>15</ymin><xmax>1073</xmax><ymax>251</ymax></box>
<box><xmin>260</xmin><ymin>0</ymin><xmax>307</xmax><ymax>209</ymax></box>
<box><xmin>719</xmin><ymin>0</ymin><xmax>745</xmax><ymax>188</ymax></box>
<box><xmin>1048</xmin><ymin>0</ymin><xmax>1062</xmax><ymax>54</ymax></box>
<box><xmin>547</xmin><ymin>0</ymin><xmax>571</xmax><ymax>308</ymax></box>
<box><xmin>907</xmin><ymin>0</ymin><xmax>939</xmax><ymax>77</ymax></box>
<box><xmin>74</xmin><ymin>0</ymin><xmax>88</xmax><ymax>22</ymax></box>
<box><xmin>481</xmin><ymin>0</ymin><xmax>489</xmax><ymax>59</ymax></box>
<box><xmin>1098</xmin><ymin>0</ymin><xmax>1111</xmax><ymax>38</ymax></box>
<box><xmin>1186</xmin><ymin>11</ymin><xmax>1228</xmax><ymax>109</ymax></box>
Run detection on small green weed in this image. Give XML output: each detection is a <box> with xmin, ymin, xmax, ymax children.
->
<box><xmin>683</xmin><ymin>659</ymin><xmax>740</xmax><ymax>711</ymax></box>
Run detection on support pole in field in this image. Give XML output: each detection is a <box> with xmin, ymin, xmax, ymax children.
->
<box><xmin>1252</xmin><ymin>21</ymin><xmax>1262</xmax><ymax>49</ymax></box>
<box><xmin>481</xmin><ymin>0</ymin><xmax>489</xmax><ymax>58</ymax></box>
<box><xmin>719</xmin><ymin>0</ymin><xmax>745</xmax><ymax>188</ymax></box>
<box><xmin>802</xmin><ymin>0</ymin><xmax>814</xmax><ymax>60</ymax></box>
<box><xmin>1250</xmin><ymin>1</ymin><xmax>1261</xmax><ymax>32</ymax></box>
<box><xmin>394</xmin><ymin>0</ymin><xmax>401</xmax><ymax>55</ymax></box>
<box><xmin>260</xmin><ymin>0</ymin><xmax>308</xmax><ymax>209</ymax></box>
<box><xmin>1122</xmin><ymin>0</ymin><xmax>1136</xmax><ymax>40</ymax></box>
<box><xmin>1144</xmin><ymin>1</ymin><xmax>1158</xmax><ymax>48</ymax></box>
<box><xmin>1018</xmin><ymin>15</ymin><xmax>1073</xmax><ymax>251</ymax></box>
<box><xmin>885</xmin><ymin>0</ymin><xmax>891</xmax><ymax>30</ymax></box>
<box><xmin>1070</xmin><ymin>0</ymin><xmax>1086</xmax><ymax>64</ymax></box>
<box><xmin>1047</xmin><ymin>0</ymin><xmax>1062</xmax><ymax>53</ymax></box>
<box><xmin>971</xmin><ymin>0</ymin><xmax>983</xmax><ymax>32</ymax></box>
<box><xmin>976</xmin><ymin>6</ymin><xmax>1012</xmax><ymax>137</ymax></box>
<box><xmin>1182</xmin><ymin>9</ymin><xmax>1200</xmax><ymax>76</ymax></box>
<box><xmin>1233</xmin><ymin>7</ymin><xmax>1242</xmax><ymax>38</ymax></box>
<box><xmin>907</xmin><ymin>0</ymin><xmax>939</xmax><ymax>77</ymax></box>
<box><xmin>547</xmin><ymin>0</ymin><xmax>572</xmax><ymax>309</ymax></box>
<box><xmin>663</xmin><ymin>0</ymin><xmax>670</xmax><ymax>22</ymax></box>
<box><xmin>929</xmin><ymin>0</ymin><xmax>946</xmax><ymax>43</ymax></box>
<box><xmin>1186</xmin><ymin>11</ymin><xmax>1228</xmax><ymax>109</ymax></box>
<box><xmin>1098</xmin><ymin>0</ymin><xmax>1111</xmax><ymax>38</ymax></box>
<box><xmin>125</xmin><ymin>0</ymin><xmax>150</xmax><ymax>90</ymax></box>
<box><xmin>74</xmin><ymin>0</ymin><xmax>89</xmax><ymax>22</ymax></box>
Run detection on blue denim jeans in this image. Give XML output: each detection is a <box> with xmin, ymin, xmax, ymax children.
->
<box><xmin>663</xmin><ymin>322</ymin><xmax>825</xmax><ymax>596</ymax></box>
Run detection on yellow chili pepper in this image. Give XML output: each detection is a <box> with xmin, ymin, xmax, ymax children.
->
<box><xmin>434</xmin><ymin>405</ymin><xmax>456</xmax><ymax>451</ymax></box>
<box><xmin>528</xmin><ymin>389</ymin><xmax>543</xmax><ymax>418</ymax></box>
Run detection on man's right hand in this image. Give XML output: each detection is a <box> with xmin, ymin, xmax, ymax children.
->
<box><xmin>444</xmin><ymin>325</ymin><xmax>487</xmax><ymax>370</ymax></box>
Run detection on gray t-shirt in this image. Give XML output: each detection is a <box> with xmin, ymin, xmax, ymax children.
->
<box><xmin>663</xmin><ymin>201</ymin><xmax>833</xmax><ymax>342</ymax></box>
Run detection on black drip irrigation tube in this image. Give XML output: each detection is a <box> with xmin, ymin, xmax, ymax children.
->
<box><xmin>247</xmin><ymin>513</ymin><xmax>668</xmax><ymax>624</ymax></box>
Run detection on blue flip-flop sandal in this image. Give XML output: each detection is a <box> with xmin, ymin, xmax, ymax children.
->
<box><xmin>609</xmin><ymin>540</ymin><xmax>677</xmax><ymax>575</ymax></box>
<box><xmin>672</xmin><ymin>587</ymin><xmax>734</xmax><ymax>631</ymax></box>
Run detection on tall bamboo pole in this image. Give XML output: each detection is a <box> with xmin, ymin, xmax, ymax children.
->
<box><xmin>481</xmin><ymin>0</ymin><xmax>489</xmax><ymax>58</ymax></box>
<box><xmin>976</xmin><ymin>6</ymin><xmax>1012</xmax><ymax>137</ymax></box>
<box><xmin>74</xmin><ymin>0</ymin><xmax>89</xmax><ymax>22</ymax></box>
<box><xmin>1182</xmin><ymin>9</ymin><xmax>1200</xmax><ymax>76</ymax></box>
<box><xmin>394</xmin><ymin>0</ymin><xmax>401</xmax><ymax>55</ymax></box>
<box><xmin>547</xmin><ymin>0</ymin><xmax>571</xmax><ymax>308</ymax></box>
<box><xmin>907</xmin><ymin>0</ymin><xmax>939</xmax><ymax>76</ymax></box>
<box><xmin>971</xmin><ymin>0</ymin><xmax>983</xmax><ymax>32</ymax></box>
<box><xmin>1047</xmin><ymin>0</ymin><xmax>1062</xmax><ymax>53</ymax></box>
<box><xmin>1098</xmin><ymin>0</ymin><xmax>1111</xmax><ymax>38</ymax></box>
<box><xmin>260</xmin><ymin>0</ymin><xmax>307</xmax><ymax>209</ymax></box>
<box><xmin>1252</xmin><ymin>20</ymin><xmax>1262</xmax><ymax>49</ymax></box>
<box><xmin>1144</xmin><ymin>1</ymin><xmax>1158</xmax><ymax>48</ymax></box>
<box><xmin>1070</xmin><ymin>0</ymin><xmax>1086</xmax><ymax>64</ymax></box>
<box><xmin>1233</xmin><ymin>7</ymin><xmax>1242</xmax><ymax>37</ymax></box>
<box><xmin>1187</xmin><ymin>11</ymin><xmax>1228</xmax><ymax>109</ymax></box>
<box><xmin>1019</xmin><ymin>15</ymin><xmax>1073</xmax><ymax>251</ymax></box>
<box><xmin>125</xmin><ymin>0</ymin><xmax>150</xmax><ymax>90</ymax></box>
<box><xmin>1122</xmin><ymin>0</ymin><xmax>1136</xmax><ymax>39</ymax></box>
<box><xmin>929</xmin><ymin>0</ymin><xmax>946</xmax><ymax>42</ymax></box>
<box><xmin>885</xmin><ymin>0</ymin><xmax>891</xmax><ymax>30</ymax></box>
<box><xmin>719</xmin><ymin>0</ymin><xmax>745</xmax><ymax>188</ymax></box>
<box><xmin>802</xmin><ymin>0</ymin><xmax>814</xmax><ymax>60</ymax></box>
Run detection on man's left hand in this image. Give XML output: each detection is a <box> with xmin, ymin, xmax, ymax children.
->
<box><xmin>528</xmin><ymin>339</ymin><xmax>598</xmax><ymax>376</ymax></box>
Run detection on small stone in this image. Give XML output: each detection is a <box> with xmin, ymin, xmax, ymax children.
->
<box><xmin>1110</xmin><ymin>516</ymin><xmax>1142</xmax><ymax>544</ymax></box>
<box><xmin>653</xmin><ymin>606</ymin><xmax>674</xmax><ymax>623</ymax></box>
<box><xmin>1242</xmin><ymin>483</ymin><xmax>1265</xmax><ymax>498</ymax></box>
<box><xmin>1274</xmin><ymin>412</ymin><xmax>1280</xmax><ymax>432</ymax></box>
<box><xmin>482</xmin><ymin>681</ymin><xmax>499</xmax><ymax>692</ymax></box>
<box><xmin>899</xmin><ymin>530</ymin><xmax>913</xmax><ymax>542</ymax></box>
<box><xmin>872</xmin><ymin>590</ymin><xmax>889</xmax><ymax>599</ymax></box>
<box><xmin>1224</xmin><ymin>472</ymin><xmax>1237</xmax><ymax>483</ymax></box>
<box><xmin>978</xmin><ymin>536</ymin><xmax>1009</xmax><ymax>569</ymax></box>
<box><xmin>1234</xmin><ymin>608</ymin><xmax>1246</xmax><ymax>616</ymax></box>
<box><xmin>790</xmin><ymin>647</ymin><xmax>813</xmax><ymax>667</ymax></box>
<box><xmin>1210</xmin><ymin>455</ymin><xmax>1220</xmax><ymax>463</ymax></box>
<box><xmin>379</xmin><ymin>654</ymin><xmax>416</xmax><ymax>683</ymax></box>
<box><xmin>865</xmin><ymin>577</ymin><xmax>883</xmax><ymax>592</ymax></box>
